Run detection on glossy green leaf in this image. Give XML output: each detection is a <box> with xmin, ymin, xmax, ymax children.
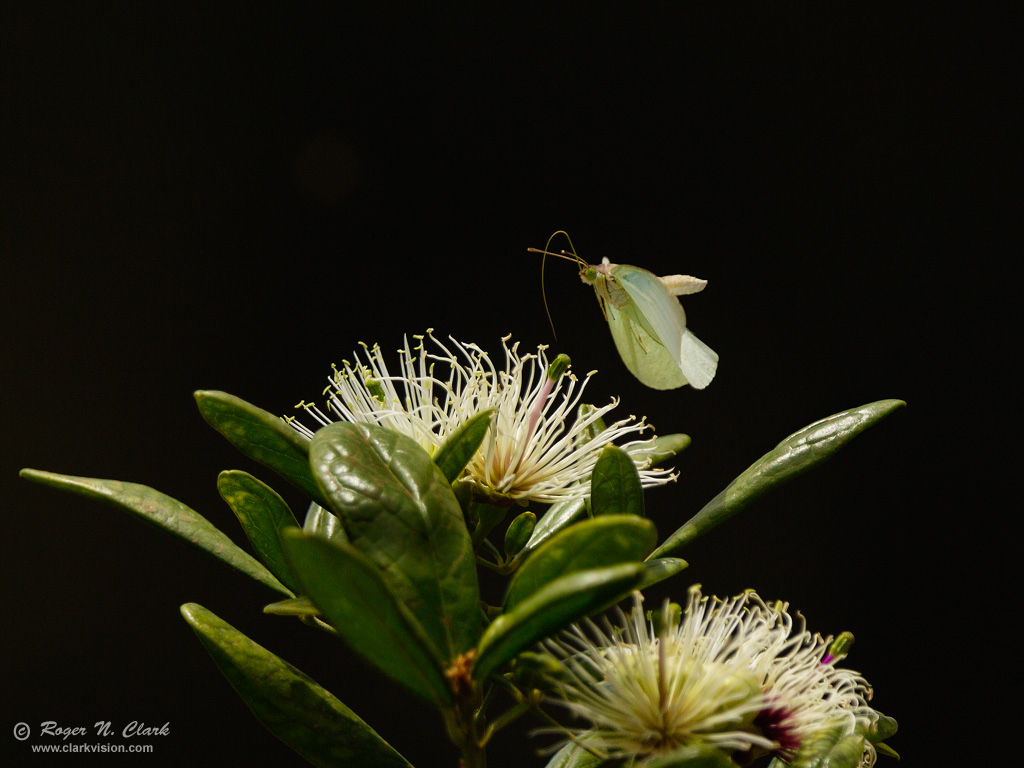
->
<box><xmin>19</xmin><ymin>469</ymin><xmax>290</xmax><ymax>596</ymax></box>
<box><xmin>309</xmin><ymin>422</ymin><xmax>481</xmax><ymax>660</ymax></box>
<box><xmin>648</xmin><ymin>432</ymin><xmax>691</xmax><ymax>465</ymax></box>
<box><xmin>432</xmin><ymin>409</ymin><xmax>493</xmax><ymax>484</ymax></box>
<box><xmin>180</xmin><ymin>602</ymin><xmax>411</xmax><ymax>768</ymax></box>
<box><xmin>504</xmin><ymin>511</ymin><xmax>537</xmax><ymax>557</ymax></box>
<box><xmin>303</xmin><ymin>502</ymin><xmax>349</xmax><ymax>545</ymax></box>
<box><xmin>517</xmin><ymin>497</ymin><xmax>588</xmax><ymax>561</ymax></box>
<box><xmin>638</xmin><ymin>557</ymin><xmax>689</xmax><ymax>590</ymax></box>
<box><xmin>474</xmin><ymin>562</ymin><xmax>645</xmax><ymax>681</ymax></box>
<box><xmin>505</xmin><ymin>515</ymin><xmax>657</xmax><ymax>611</ymax></box>
<box><xmin>194</xmin><ymin>390</ymin><xmax>331</xmax><ymax>509</ymax></box>
<box><xmin>644</xmin><ymin>744</ymin><xmax>739</xmax><ymax>767</ymax></box>
<box><xmin>263</xmin><ymin>596</ymin><xmax>320</xmax><ymax>616</ymax></box>
<box><xmin>281</xmin><ymin>528</ymin><xmax>453</xmax><ymax>707</ymax></box>
<box><xmin>875</xmin><ymin>742</ymin><xmax>900</xmax><ymax>760</ymax></box>
<box><xmin>650</xmin><ymin>399</ymin><xmax>905</xmax><ymax>558</ymax></box>
<box><xmin>217</xmin><ymin>470</ymin><xmax>301</xmax><ymax>594</ymax></box>
<box><xmin>591</xmin><ymin>445</ymin><xmax>644</xmax><ymax>517</ymax></box>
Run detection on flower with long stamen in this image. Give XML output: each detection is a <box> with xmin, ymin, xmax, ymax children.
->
<box><xmin>542</xmin><ymin>587</ymin><xmax>879</xmax><ymax>766</ymax></box>
<box><xmin>289</xmin><ymin>331</ymin><xmax>675</xmax><ymax>504</ymax></box>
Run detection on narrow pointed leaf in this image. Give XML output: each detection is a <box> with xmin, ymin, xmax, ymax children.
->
<box><xmin>650</xmin><ymin>399</ymin><xmax>905</xmax><ymax>558</ymax></box>
<box><xmin>505</xmin><ymin>515</ymin><xmax>657</xmax><ymax>611</ymax></box>
<box><xmin>874</xmin><ymin>742</ymin><xmax>900</xmax><ymax>760</ymax></box>
<box><xmin>194</xmin><ymin>390</ymin><xmax>331</xmax><ymax>509</ymax></box>
<box><xmin>432</xmin><ymin>409</ymin><xmax>494</xmax><ymax>484</ymax></box>
<box><xmin>591</xmin><ymin>445</ymin><xmax>644</xmax><ymax>517</ymax></box>
<box><xmin>181</xmin><ymin>603</ymin><xmax>412</xmax><ymax>768</ymax></box>
<box><xmin>518</xmin><ymin>497</ymin><xmax>587</xmax><ymax>560</ymax></box>
<box><xmin>263</xmin><ymin>596</ymin><xmax>320</xmax><ymax>616</ymax></box>
<box><xmin>217</xmin><ymin>470</ymin><xmax>301</xmax><ymax>594</ymax></box>
<box><xmin>474</xmin><ymin>562</ymin><xmax>645</xmax><ymax>681</ymax></box>
<box><xmin>281</xmin><ymin>528</ymin><xmax>453</xmax><ymax>707</ymax></box>
<box><xmin>19</xmin><ymin>469</ymin><xmax>290</xmax><ymax>595</ymax></box>
<box><xmin>638</xmin><ymin>557</ymin><xmax>689</xmax><ymax>590</ymax></box>
<box><xmin>310</xmin><ymin>422</ymin><xmax>481</xmax><ymax>660</ymax></box>
<box><xmin>303</xmin><ymin>502</ymin><xmax>349</xmax><ymax>545</ymax></box>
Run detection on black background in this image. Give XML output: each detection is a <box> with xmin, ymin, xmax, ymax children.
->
<box><xmin>2</xmin><ymin>3</ymin><xmax>1008</xmax><ymax>766</ymax></box>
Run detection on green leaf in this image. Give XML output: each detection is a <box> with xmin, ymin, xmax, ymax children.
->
<box><xmin>638</xmin><ymin>557</ymin><xmax>689</xmax><ymax>590</ymax></box>
<box><xmin>504</xmin><ymin>511</ymin><xmax>537</xmax><ymax>557</ymax></box>
<box><xmin>181</xmin><ymin>602</ymin><xmax>412</xmax><ymax>768</ymax></box>
<box><xmin>591</xmin><ymin>445</ymin><xmax>644</xmax><ymax>518</ymax></box>
<box><xmin>303</xmin><ymin>502</ymin><xmax>349</xmax><ymax>545</ymax></box>
<box><xmin>644</xmin><ymin>744</ymin><xmax>739</xmax><ymax>767</ymax></box>
<box><xmin>544</xmin><ymin>739</ymin><xmax>605</xmax><ymax>768</ymax></box>
<box><xmin>432</xmin><ymin>409</ymin><xmax>494</xmax><ymax>484</ymax></box>
<box><xmin>517</xmin><ymin>497</ymin><xmax>588</xmax><ymax>560</ymax></box>
<box><xmin>650</xmin><ymin>399</ymin><xmax>905</xmax><ymax>558</ymax></box>
<box><xmin>263</xmin><ymin>596</ymin><xmax>320</xmax><ymax>617</ymax></box>
<box><xmin>309</xmin><ymin>422</ymin><xmax>482</xmax><ymax>660</ymax></box>
<box><xmin>474</xmin><ymin>562</ymin><xmax>644</xmax><ymax>681</ymax></box>
<box><xmin>280</xmin><ymin>528</ymin><xmax>453</xmax><ymax>707</ymax></box>
<box><xmin>865</xmin><ymin>711</ymin><xmax>898</xmax><ymax>743</ymax></box>
<box><xmin>19</xmin><ymin>469</ymin><xmax>290</xmax><ymax>596</ymax></box>
<box><xmin>217</xmin><ymin>470</ymin><xmax>302</xmax><ymax>594</ymax></box>
<box><xmin>194</xmin><ymin>390</ymin><xmax>331</xmax><ymax>509</ymax></box>
<box><xmin>505</xmin><ymin>515</ymin><xmax>657</xmax><ymax>611</ymax></box>
<box><xmin>875</xmin><ymin>742</ymin><xmax>900</xmax><ymax>760</ymax></box>
<box><xmin>648</xmin><ymin>433</ymin><xmax>691</xmax><ymax>465</ymax></box>
<box><xmin>784</xmin><ymin>724</ymin><xmax>866</xmax><ymax>768</ymax></box>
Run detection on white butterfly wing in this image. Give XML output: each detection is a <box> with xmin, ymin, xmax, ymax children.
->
<box><xmin>677</xmin><ymin>328</ymin><xmax>719</xmax><ymax>389</ymax></box>
<box><xmin>612</xmin><ymin>265</ymin><xmax>687</xmax><ymax>364</ymax></box>
<box><xmin>605</xmin><ymin>301</ymin><xmax>688</xmax><ymax>390</ymax></box>
<box><xmin>612</xmin><ymin>264</ymin><xmax>718</xmax><ymax>390</ymax></box>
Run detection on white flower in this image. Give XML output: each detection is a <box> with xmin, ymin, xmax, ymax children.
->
<box><xmin>543</xmin><ymin>587</ymin><xmax>879</xmax><ymax>765</ymax></box>
<box><xmin>289</xmin><ymin>331</ymin><xmax>674</xmax><ymax>504</ymax></box>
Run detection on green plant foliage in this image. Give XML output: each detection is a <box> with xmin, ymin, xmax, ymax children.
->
<box><xmin>194</xmin><ymin>390</ymin><xmax>332</xmax><ymax>509</ymax></box>
<box><xmin>773</xmin><ymin>723</ymin><xmax>867</xmax><ymax>768</ymax></box>
<box><xmin>518</xmin><ymin>497</ymin><xmax>588</xmax><ymax>561</ymax></box>
<box><xmin>19</xmin><ymin>469</ymin><xmax>290</xmax><ymax>596</ymax></box>
<box><xmin>281</xmin><ymin>528</ymin><xmax>453</xmax><ymax>707</ymax></box>
<box><xmin>309</xmin><ymin>422</ymin><xmax>482</xmax><ymax>661</ymax></box>
<box><xmin>590</xmin><ymin>445</ymin><xmax>645</xmax><ymax>518</ymax></box>
<box><xmin>303</xmin><ymin>502</ymin><xmax>349</xmax><ymax>545</ymax></box>
<box><xmin>432</xmin><ymin>409</ymin><xmax>494</xmax><ymax>484</ymax></box>
<box><xmin>504</xmin><ymin>515</ymin><xmax>657</xmax><ymax>610</ymax></box>
<box><xmin>648</xmin><ymin>433</ymin><xmax>691</xmax><ymax>463</ymax></box>
<box><xmin>651</xmin><ymin>399</ymin><xmax>906</xmax><ymax>558</ymax></box>
<box><xmin>543</xmin><ymin>740</ymin><xmax>605</xmax><ymax>768</ymax></box>
<box><xmin>504</xmin><ymin>510</ymin><xmax>537</xmax><ymax>557</ymax></box>
<box><xmin>217</xmin><ymin>470</ymin><xmax>302</xmax><ymax>594</ymax></box>
<box><xmin>181</xmin><ymin>602</ymin><xmax>412</xmax><ymax>768</ymax></box>
<box><xmin>638</xmin><ymin>556</ymin><xmax>689</xmax><ymax>590</ymax></box>
<box><xmin>474</xmin><ymin>562</ymin><xmax>645</xmax><ymax>681</ymax></box>
<box><xmin>263</xmin><ymin>596</ymin><xmax>321</xmax><ymax>617</ymax></box>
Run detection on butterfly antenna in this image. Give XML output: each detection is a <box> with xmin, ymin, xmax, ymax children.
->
<box><xmin>528</xmin><ymin>231</ymin><xmax>584</xmax><ymax>342</ymax></box>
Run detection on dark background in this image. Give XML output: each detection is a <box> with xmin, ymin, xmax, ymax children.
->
<box><xmin>2</xmin><ymin>3</ymin><xmax>1007</xmax><ymax>766</ymax></box>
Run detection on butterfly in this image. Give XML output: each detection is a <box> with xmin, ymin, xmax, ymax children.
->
<box><xmin>531</xmin><ymin>232</ymin><xmax>718</xmax><ymax>390</ymax></box>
